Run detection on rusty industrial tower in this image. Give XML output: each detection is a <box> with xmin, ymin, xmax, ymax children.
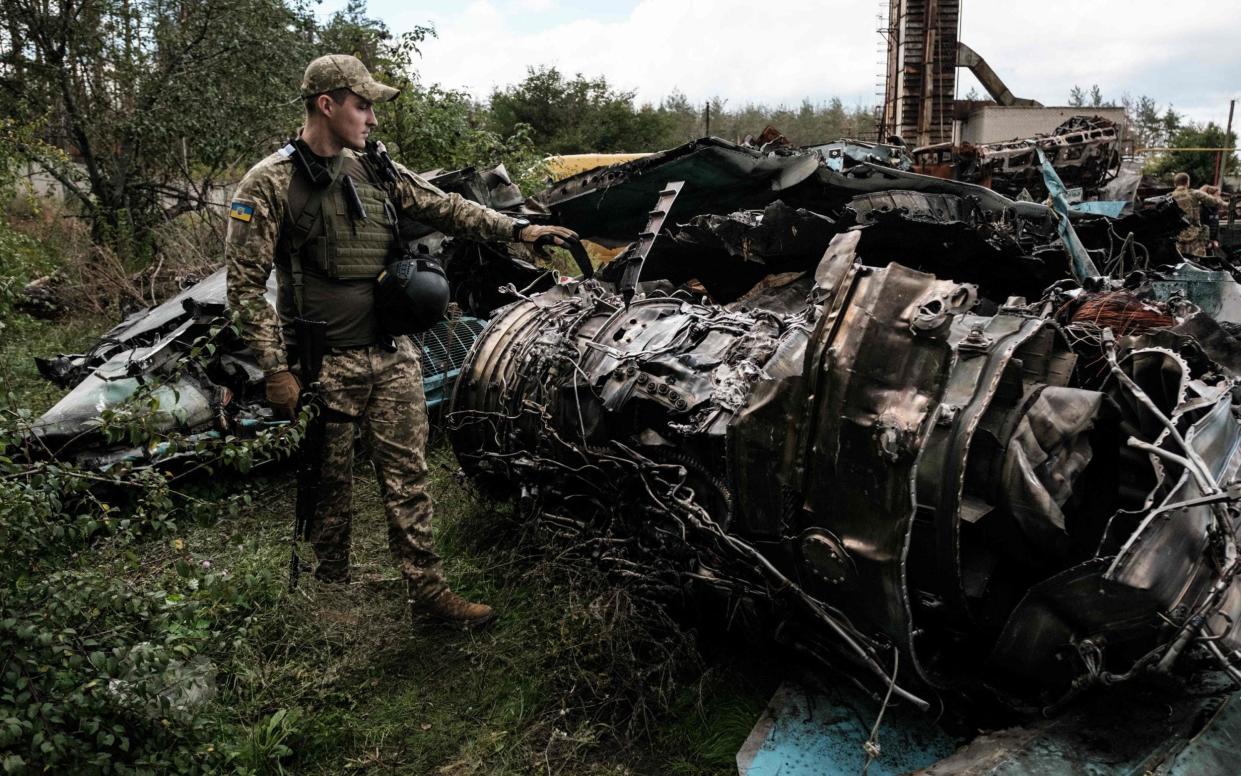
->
<box><xmin>880</xmin><ymin>0</ymin><xmax>961</xmax><ymax>147</ymax></box>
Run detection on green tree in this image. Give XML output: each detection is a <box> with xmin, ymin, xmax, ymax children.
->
<box><xmin>317</xmin><ymin>0</ymin><xmax>434</xmax><ymax>86</ymax></box>
<box><xmin>703</xmin><ymin>96</ymin><xmax>873</xmax><ymax>145</ymax></box>
<box><xmin>1</xmin><ymin>0</ymin><xmax>320</xmax><ymax>250</ymax></box>
<box><xmin>1069</xmin><ymin>84</ymin><xmax>1112</xmax><ymax>108</ymax></box>
<box><xmin>379</xmin><ymin>82</ymin><xmax>546</xmax><ymax>191</ymax></box>
<box><xmin>1145</xmin><ymin>121</ymin><xmax>1237</xmax><ymax>184</ymax></box>
<box><xmin>487</xmin><ymin>66</ymin><xmax>675</xmax><ymax>154</ymax></box>
<box><xmin>1123</xmin><ymin>94</ymin><xmax>1165</xmax><ymax>149</ymax></box>
<box><xmin>658</xmin><ymin>90</ymin><xmax>703</xmax><ymax>144</ymax></box>
<box><xmin>1162</xmin><ymin>107</ymin><xmax>1184</xmax><ymax>146</ymax></box>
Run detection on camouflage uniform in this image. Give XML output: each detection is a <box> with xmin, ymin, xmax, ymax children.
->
<box><xmin>225</xmin><ymin>137</ymin><xmax>516</xmax><ymax>598</ymax></box>
<box><xmin>1171</xmin><ymin>185</ymin><xmax>1226</xmax><ymax>256</ymax></box>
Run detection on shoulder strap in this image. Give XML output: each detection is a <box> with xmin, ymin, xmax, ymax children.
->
<box><xmin>284</xmin><ymin>178</ymin><xmax>328</xmax><ymax>315</ymax></box>
<box><xmin>283</xmin><ymin>148</ymin><xmax>343</xmax><ymax>313</ymax></box>
<box><xmin>361</xmin><ymin>142</ymin><xmax>407</xmax><ymax>259</ymax></box>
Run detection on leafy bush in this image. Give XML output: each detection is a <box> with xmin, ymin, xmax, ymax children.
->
<box><xmin>380</xmin><ymin>83</ymin><xmax>549</xmax><ymax>193</ymax></box>
<box><xmin>0</xmin><ymin>329</ymin><xmax>309</xmax><ymax>774</ymax></box>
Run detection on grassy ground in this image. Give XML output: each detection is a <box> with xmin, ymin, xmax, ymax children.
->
<box><xmin>1</xmin><ymin>309</ymin><xmax>777</xmax><ymax>775</ymax></box>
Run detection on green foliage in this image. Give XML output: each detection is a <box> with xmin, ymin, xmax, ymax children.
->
<box><xmin>0</xmin><ymin>303</ymin><xmax>773</xmax><ymax>773</ymax></box>
<box><xmin>0</xmin><ymin>323</ymin><xmax>309</xmax><ymax>774</ymax></box>
<box><xmin>486</xmin><ymin>67</ymin><xmax>876</xmax><ymax>155</ymax></box>
<box><xmin>704</xmin><ymin>96</ymin><xmax>876</xmax><ymax>145</ymax></box>
<box><xmin>1069</xmin><ymin>84</ymin><xmax>1113</xmax><ymax>108</ymax></box>
<box><xmin>0</xmin><ymin>435</ymin><xmax>244</xmax><ymax>772</ymax></box>
<box><xmin>657</xmin><ymin>683</ymin><xmax>769</xmax><ymax>775</ymax></box>
<box><xmin>0</xmin><ymin>124</ymin><xmax>64</xmax><ymax>327</ymax></box>
<box><xmin>232</xmin><ymin>708</ymin><xmax>302</xmax><ymax>775</ymax></box>
<box><xmin>2</xmin><ymin>0</ymin><xmax>319</xmax><ymax>248</ymax></box>
<box><xmin>1145</xmin><ymin>121</ymin><xmax>1238</xmax><ymax>185</ymax></box>
<box><xmin>1122</xmin><ymin>94</ymin><xmax>1183</xmax><ymax>151</ymax></box>
<box><xmin>379</xmin><ymin>84</ymin><xmax>547</xmax><ymax>192</ymax></box>
<box><xmin>314</xmin><ymin>4</ymin><xmax>550</xmax><ymax>192</ymax></box>
<box><xmin>0</xmin><ymin>221</ymin><xmax>44</xmax><ymax>327</ymax></box>
<box><xmin>487</xmin><ymin>66</ymin><xmax>674</xmax><ymax>154</ymax></box>
<box><xmin>316</xmin><ymin>0</ymin><xmax>433</xmax><ymax>79</ymax></box>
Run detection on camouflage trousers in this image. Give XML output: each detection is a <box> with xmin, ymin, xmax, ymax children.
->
<box><xmin>307</xmin><ymin>337</ymin><xmax>446</xmax><ymax>601</ymax></box>
<box><xmin>1177</xmin><ymin>225</ymin><xmax>1209</xmax><ymax>257</ymax></box>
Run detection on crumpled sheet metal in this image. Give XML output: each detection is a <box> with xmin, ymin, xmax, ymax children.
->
<box><xmin>805</xmin><ymin>139</ymin><xmax>914</xmax><ymax>172</ymax></box>
<box><xmin>536</xmin><ymin>137</ymin><xmax>1062</xmax><ymax>249</ymax></box>
<box><xmin>35</xmin><ymin>268</ymin><xmax>267</xmax><ymax>389</ymax></box>
<box><xmin>1148</xmin><ymin>263</ymin><xmax>1241</xmax><ymax>322</ymax></box>
<box><xmin>912</xmin><ymin>116</ymin><xmax>1123</xmax><ymax>202</ymax></box>
<box><xmin>536</xmin><ymin>137</ymin><xmax>822</xmax><ymax>246</ymax></box>
<box><xmin>788</xmin><ymin>244</ymin><xmax>971</xmax><ymax>670</ymax></box>
<box><xmin>1037</xmin><ymin>147</ymin><xmax>1101</xmax><ymax>283</ymax></box>
<box><xmin>1105</xmin><ymin>355</ymin><xmax>1241</xmax><ymax>643</ymax></box>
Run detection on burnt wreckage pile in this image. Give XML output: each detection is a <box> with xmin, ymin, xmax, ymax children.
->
<box><xmin>25</xmin><ymin>128</ymin><xmax>1241</xmax><ymax>711</ymax></box>
<box><xmin>912</xmin><ymin>115</ymin><xmax>1124</xmax><ymax>200</ymax></box>
<box><xmin>447</xmin><ymin>133</ymin><xmax>1241</xmax><ymax>710</ymax></box>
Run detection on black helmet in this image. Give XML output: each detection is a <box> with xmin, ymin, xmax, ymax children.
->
<box><xmin>375</xmin><ymin>258</ymin><xmax>450</xmax><ymax>335</ymax></box>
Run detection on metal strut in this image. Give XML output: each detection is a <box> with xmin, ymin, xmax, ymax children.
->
<box><xmin>618</xmin><ymin>181</ymin><xmax>685</xmax><ymax>308</ymax></box>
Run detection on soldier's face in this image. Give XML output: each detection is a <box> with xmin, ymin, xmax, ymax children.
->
<box><xmin>326</xmin><ymin>92</ymin><xmax>377</xmax><ymax>151</ymax></box>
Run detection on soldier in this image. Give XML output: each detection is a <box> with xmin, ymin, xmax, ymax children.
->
<box><xmin>1170</xmin><ymin>172</ymin><xmax>1226</xmax><ymax>256</ymax></box>
<box><xmin>225</xmin><ymin>54</ymin><xmax>576</xmax><ymax>627</ymax></box>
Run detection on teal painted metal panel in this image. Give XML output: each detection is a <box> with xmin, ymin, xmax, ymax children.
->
<box><xmin>1037</xmin><ymin>148</ymin><xmax>1101</xmax><ymax>282</ymax></box>
<box><xmin>1072</xmin><ymin>201</ymin><xmax>1128</xmax><ymax>217</ymax></box>
<box><xmin>740</xmin><ymin>676</ymin><xmax>1241</xmax><ymax>775</ymax></box>
<box><xmin>1161</xmin><ymin>693</ymin><xmax>1241</xmax><ymax>775</ymax></box>
<box><xmin>736</xmin><ymin>682</ymin><xmax>957</xmax><ymax>776</ymax></box>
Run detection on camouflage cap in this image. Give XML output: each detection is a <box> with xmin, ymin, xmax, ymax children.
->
<box><xmin>300</xmin><ymin>54</ymin><xmax>400</xmax><ymax>103</ymax></box>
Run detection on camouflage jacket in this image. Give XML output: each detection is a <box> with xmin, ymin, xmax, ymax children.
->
<box><xmin>1171</xmin><ymin>185</ymin><xmax>1225</xmax><ymax>231</ymax></box>
<box><xmin>225</xmin><ymin>145</ymin><xmax>517</xmax><ymax>376</ymax></box>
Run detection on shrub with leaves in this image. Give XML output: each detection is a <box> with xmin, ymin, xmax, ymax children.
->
<box><xmin>0</xmin><ymin>328</ymin><xmax>309</xmax><ymax>774</ymax></box>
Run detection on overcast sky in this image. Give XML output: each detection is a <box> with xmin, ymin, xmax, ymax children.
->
<box><xmin>317</xmin><ymin>0</ymin><xmax>1240</xmax><ymax>128</ymax></box>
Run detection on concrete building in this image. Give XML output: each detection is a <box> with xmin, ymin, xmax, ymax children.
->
<box><xmin>957</xmin><ymin>104</ymin><xmax>1130</xmax><ymax>145</ymax></box>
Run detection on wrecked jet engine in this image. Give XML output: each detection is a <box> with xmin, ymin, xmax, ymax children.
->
<box><xmin>448</xmin><ymin>229</ymin><xmax>1241</xmax><ymax>708</ymax></box>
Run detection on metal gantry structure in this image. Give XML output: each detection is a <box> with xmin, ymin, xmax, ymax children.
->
<box><xmin>879</xmin><ymin>0</ymin><xmax>961</xmax><ymax>147</ymax></box>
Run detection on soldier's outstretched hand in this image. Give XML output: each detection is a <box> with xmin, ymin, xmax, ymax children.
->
<box><xmin>517</xmin><ymin>224</ymin><xmax>578</xmax><ymax>246</ymax></box>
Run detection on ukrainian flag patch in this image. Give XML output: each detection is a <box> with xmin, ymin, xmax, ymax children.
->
<box><xmin>229</xmin><ymin>201</ymin><xmax>255</xmax><ymax>222</ymax></box>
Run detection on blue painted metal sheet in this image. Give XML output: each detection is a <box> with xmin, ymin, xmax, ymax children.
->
<box><xmin>1036</xmin><ymin>148</ymin><xmax>1100</xmax><ymax>283</ymax></box>
<box><xmin>1161</xmin><ymin>692</ymin><xmax>1241</xmax><ymax>775</ymax></box>
<box><xmin>739</xmin><ymin>675</ymin><xmax>1241</xmax><ymax>775</ymax></box>
<box><xmin>1149</xmin><ymin>263</ymin><xmax>1241</xmax><ymax>322</ymax></box>
<box><xmin>1071</xmin><ymin>200</ymin><xmax>1128</xmax><ymax>218</ymax></box>
<box><xmin>736</xmin><ymin>682</ymin><xmax>956</xmax><ymax>776</ymax></box>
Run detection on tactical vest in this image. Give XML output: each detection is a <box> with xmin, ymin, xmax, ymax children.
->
<box><xmin>279</xmin><ymin>151</ymin><xmax>398</xmax><ymax>296</ymax></box>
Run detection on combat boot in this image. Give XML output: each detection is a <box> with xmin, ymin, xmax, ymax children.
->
<box><xmin>314</xmin><ymin>562</ymin><xmax>351</xmax><ymax>584</ymax></box>
<box><xmin>413</xmin><ymin>589</ymin><xmax>496</xmax><ymax>628</ymax></box>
